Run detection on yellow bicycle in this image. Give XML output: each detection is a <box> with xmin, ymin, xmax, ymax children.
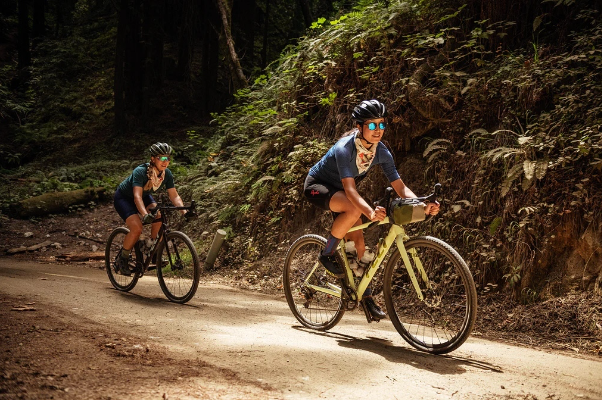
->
<box><xmin>283</xmin><ymin>184</ymin><xmax>477</xmax><ymax>354</ymax></box>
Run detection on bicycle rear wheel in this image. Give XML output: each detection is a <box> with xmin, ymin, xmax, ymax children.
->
<box><xmin>282</xmin><ymin>234</ymin><xmax>345</xmax><ymax>330</ymax></box>
<box><xmin>156</xmin><ymin>231</ymin><xmax>201</xmax><ymax>304</ymax></box>
<box><xmin>105</xmin><ymin>227</ymin><xmax>139</xmax><ymax>291</ymax></box>
<box><xmin>384</xmin><ymin>236</ymin><xmax>477</xmax><ymax>354</ymax></box>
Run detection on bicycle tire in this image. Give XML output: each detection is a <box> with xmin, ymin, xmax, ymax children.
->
<box><xmin>156</xmin><ymin>231</ymin><xmax>201</xmax><ymax>304</ymax></box>
<box><xmin>383</xmin><ymin>236</ymin><xmax>477</xmax><ymax>354</ymax></box>
<box><xmin>283</xmin><ymin>234</ymin><xmax>346</xmax><ymax>331</ymax></box>
<box><xmin>105</xmin><ymin>227</ymin><xmax>139</xmax><ymax>292</ymax></box>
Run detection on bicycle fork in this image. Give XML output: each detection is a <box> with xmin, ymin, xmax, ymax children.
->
<box><xmin>395</xmin><ymin>234</ymin><xmax>431</xmax><ymax>301</ymax></box>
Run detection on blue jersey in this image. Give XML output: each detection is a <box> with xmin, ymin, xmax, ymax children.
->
<box><xmin>308</xmin><ymin>134</ymin><xmax>400</xmax><ymax>190</ymax></box>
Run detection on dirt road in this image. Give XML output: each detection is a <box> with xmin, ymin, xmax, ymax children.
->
<box><xmin>1</xmin><ymin>259</ymin><xmax>601</xmax><ymax>400</ymax></box>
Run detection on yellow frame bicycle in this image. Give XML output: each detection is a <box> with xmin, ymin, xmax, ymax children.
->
<box><xmin>283</xmin><ymin>185</ymin><xmax>477</xmax><ymax>354</ymax></box>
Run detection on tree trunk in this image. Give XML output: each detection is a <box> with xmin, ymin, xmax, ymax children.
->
<box><xmin>124</xmin><ymin>0</ymin><xmax>143</xmax><ymax>116</ymax></box>
<box><xmin>261</xmin><ymin>0</ymin><xmax>270</xmax><ymax>69</ymax></box>
<box><xmin>232</xmin><ymin>0</ymin><xmax>256</xmax><ymax>69</ymax></box>
<box><xmin>17</xmin><ymin>0</ymin><xmax>31</xmax><ymax>69</ymax></box>
<box><xmin>215</xmin><ymin>0</ymin><xmax>247</xmax><ymax>90</ymax></box>
<box><xmin>9</xmin><ymin>187</ymin><xmax>108</xmax><ymax>219</ymax></box>
<box><xmin>176</xmin><ymin>0</ymin><xmax>195</xmax><ymax>80</ymax></box>
<box><xmin>114</xmin><ymin>0</ymin><xmax>128</xmax><ymax>132</ymax></box>
<box><xmin>201</xmin><ymin>0</ymin><xmax>220</xmax><ymax>114</ymax></box>
<box><xmin>141</xmin><ymin>0</ymin><xmax>165</xmax><ymax>119</ymax></box>
<box><xmin>297</xmin><ymin>0</ymin><xmax>312</xmax><ymax>28</ymax></box>
<box><xmin>32</xmin><ymin>0</ymin><xmax>46</xmax><ymax>38</ymax></box>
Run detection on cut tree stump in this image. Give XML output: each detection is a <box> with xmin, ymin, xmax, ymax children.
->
<box><xmin>9</xmin><ymin>187</ymin><xmax>108</xmax><ymax>219</ymax></box>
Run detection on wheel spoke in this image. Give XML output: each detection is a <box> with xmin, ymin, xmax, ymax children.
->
<box><xmin>157</xmin><ymin>232</ymin><xmax>200</xmax><ymax>303</ymax></box>
<box><xmin>283</xmin><ymin>235</ymin><xmax>345</xmax><ymax>330</ymax></box>
<box><xmin>384</xmin><ymin>237</ymin><xmax>476</xmax><ymax>354</ymax></box>
<box><xmin>105</xmin><ymin>227</ymin><xmax>139</xmax><ymax>292</ymax></box>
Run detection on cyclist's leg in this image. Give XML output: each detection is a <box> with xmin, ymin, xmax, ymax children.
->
<box><xmin>314</xmin><ymin>193</ymin><xmax>362</xmax><ymax>277</ymax></box>
<box><xmin>145</xmin><ymin>195</ymin><xmax>160</xmax><ymax>240</ymax></box>
<box><xmin>329</xmin><ymin>192</ymin><xmax>362</xmax><ymax>240</ymax></box>
<box><xmin>304</xmin><ymin>177</ymin><xmax>353</xmax><ymax>276</ymax></box>
<box><xmin>114</xmin><ymin>191</ymin><xmax>142</xmax><ymax>255</ymax></box>
<box><xmin>123</xmin><ymin>215</ymin><xmax>143</xmax><ymax>250</ymax></box>
<box><xmin>344</xmin><ymin>217</ymin><xmax>365</xmax><ymax>259</ymax></box>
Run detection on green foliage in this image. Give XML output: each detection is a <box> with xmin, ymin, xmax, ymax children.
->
<box><xmin>182</xmin><ymin>0</ymin><xmax>602</xmax><ymax>298</ymax></box>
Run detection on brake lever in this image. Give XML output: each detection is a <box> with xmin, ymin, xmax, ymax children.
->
<box><xmin>424</xmin><ymin>183</ymin><xmax>442</xmax><ymax>203</ymax></box>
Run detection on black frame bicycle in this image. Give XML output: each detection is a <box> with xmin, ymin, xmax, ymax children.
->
<box><xmin>105</xmin><ymin>201</ymin><xmax>201</xmax><ymax>303</ymax></box>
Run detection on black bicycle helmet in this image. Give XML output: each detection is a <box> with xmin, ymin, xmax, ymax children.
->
<box><xmin>149</xmin><ymin>142</ymin><xmax>173</xmax><ymax>157</ymax></box>
<box><xmin>351</xmin><ymin>99</ymin><xmax>387</xmax><ymax>124</ymax></box>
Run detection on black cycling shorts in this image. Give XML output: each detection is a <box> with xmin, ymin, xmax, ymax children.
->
<box><xmin>114</xmin><ymin>189</ymin><xmax>156</xmax><ymax>222</ymax></box>
<box><xmin>303</xmin><ymin>175</ymin><xmax>343</xmax><ymax>211</ymax></box>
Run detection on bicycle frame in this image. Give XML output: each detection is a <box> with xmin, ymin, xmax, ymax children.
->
<box><xmin>305</xmin><ymin>216</ymin><xmax>430</xmax><ymax>303</ymax></box>
<box><xmin>136</xmin><ymin>203</ymin><xmax>193</xmax><ymax>276</ymax></box>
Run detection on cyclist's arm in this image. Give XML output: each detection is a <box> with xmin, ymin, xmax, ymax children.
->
<box><xmin>133</xmin><ymin>186</ymin><xmax>150</xmax><ymax>217</ymax></box>
<box><xmin>390</xmin><ymin>179</ymin><xmax>417</xmax><ymax>199</ymax></box>
<box><xmin>167</xmin><ymin>187</ymin><xmax>187</xmax><ymax>215</ymax></box>
<box><xmin>341</xmin><ymin>177</ymin><xmax>386</xmax><ymax>221</ymax></box>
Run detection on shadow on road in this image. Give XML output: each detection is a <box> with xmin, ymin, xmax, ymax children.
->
<box><xmin>105</xmin><ymin>287</ymin><xmax>202</xmax><ymax>309</ymax></box>
<box><xmin>293</xmin><ymin>326</ymin><xmax>503</xmax><ymax>375</ymax></box>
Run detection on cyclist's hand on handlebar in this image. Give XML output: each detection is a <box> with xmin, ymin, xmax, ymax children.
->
<box><xmin>425</xmin><ymin>201</ymin><xmax>440</xmax><ymax>216</ymax></box>
<box><xmin>142</xmin><ymin>213</ymin><xmax>155</xmax><ymax>225</ymax></box>
<box><xmin>184</xmin><ymin>211</ymin><xmax>197</xmax><ymax>221</ymax></box>
<box><xmin>369</xmin><ymin>206</ymin><xmax>387</xmax><ymax>222</ymax></box>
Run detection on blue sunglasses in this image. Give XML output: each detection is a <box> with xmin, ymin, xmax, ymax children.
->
<box><xmin>156</xmin><ymin>156</ymin><xmax>171</xmax><ymax>162</ymax></box>
<box><xmin>366</xmin><ymin>122</ymin><xmax>386</xmax><ymax>130</ymax></box>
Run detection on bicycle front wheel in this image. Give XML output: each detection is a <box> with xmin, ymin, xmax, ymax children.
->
<box><xmin>282</xmin><ymin>234</ymin><xmax>345</xmax><ymax>331</ymax></box>
<box><xmin>156</xmin><ymin>231</ymin><xmax>201</xmax><ymax>304</ymax></box>
<box><xmin>384</xmin><ymin>236</ymin><xmax>477</xmax><ymax>354</ymax></box>
<box><xmin>105</xmin><ymin>227</ymin><xmax>139</xmax><ymax>292</ymax></box>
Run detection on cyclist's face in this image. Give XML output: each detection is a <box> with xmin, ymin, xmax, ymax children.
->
<box><xmin>152</xmin><ymin>155</ymin><xmax>171</xmax><ymax>171</ymax></box>
<box><xmin>358</xmin><ymin>118</ymin><xmax>386</xmax><ymax>144</ymax></box>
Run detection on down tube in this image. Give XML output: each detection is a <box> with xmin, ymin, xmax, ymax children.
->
<box><xmin>356</xmin><ymin>224</ymin><xmax>405</xmax><ymax>299</ymax></box>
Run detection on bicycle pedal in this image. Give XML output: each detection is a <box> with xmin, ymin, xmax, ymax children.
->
<box><xmin>147</xmin><ymin>265</ymin><xmax>156</xmax><ymax>271</ymax></box>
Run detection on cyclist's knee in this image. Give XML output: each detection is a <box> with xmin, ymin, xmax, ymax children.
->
<box><xmin>129</xmin><ymin>225</ymin><xmax>142</xmax><ymax>237</ymax></box>
<box><xmin>345</xmin><ymin>207</ymin><xmax>362</xmax><ymax>220</ymax></box>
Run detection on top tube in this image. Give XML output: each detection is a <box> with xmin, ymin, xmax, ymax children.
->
<box><xmin>347</xmin><ymin>217</ymin><xmax>391</xmax><ymax>233</ymax></box>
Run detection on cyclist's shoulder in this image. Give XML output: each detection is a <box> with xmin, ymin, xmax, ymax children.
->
<box><xmin>133</xmin><ymin>163</ymin><xmax>149</xmax><ymax>172</ymax></box>
<box><xmin>332</xmin><ymin>134</ymin><xmax>355</xmax><ymax>152</ymax></box>
<box><xmin>163</xmin><ymin>168</ymin><xmax>175</xmax><ymax>179</ymax></box>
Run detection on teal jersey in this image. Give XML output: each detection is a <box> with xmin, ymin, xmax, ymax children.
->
<box><xmin>116</xmin><ymin>163</ymin><xmax>175</xmax><ymax>199</ymax></box>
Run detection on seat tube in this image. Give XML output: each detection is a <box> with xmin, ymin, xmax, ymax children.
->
<box><xmin>356</xmin><ymin>225</ymin><xmax>401</xmax><ymax>298</ymax></box>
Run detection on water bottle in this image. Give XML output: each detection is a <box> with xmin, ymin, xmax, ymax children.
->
<box><xmin>138</xmin><ymin>235</ymin><xmax>153</xmax><ymax>258</ymax></box>
<box><xmin>345</xmin><ymin>241</ymin><xmax>361</xmax><ymax>276</ymax></box>
<box><xmin>345</xmin><ymin>241</ymin><xmax>357</xmax><ymax>258</ymax></box>
<box><xmin>358</xmin><ymin>249</ymin><xmax>375</xmax><ymax>274</ymax></box>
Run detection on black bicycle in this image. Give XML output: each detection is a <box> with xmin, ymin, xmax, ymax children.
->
<box><xmin>105</xmin><ymin>201</ymin><xmax>200</xmax><ymax>303</ymax></box>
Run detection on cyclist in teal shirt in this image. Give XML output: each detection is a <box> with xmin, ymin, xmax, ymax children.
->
<box><xmin>113</xmin><ymin>142</ymin><xmax>188</xmax><ymax>275</ymax></box>
<box><xmin>304</xmin><ymin>99</ymin><xmax>440</xmax><ymax>319</ymax></box>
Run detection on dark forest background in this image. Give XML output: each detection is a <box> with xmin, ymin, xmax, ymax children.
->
<box><xmin>1</xmin><ymin>0</ymin><xmax>601</xmax><ymax>350</ymax></box>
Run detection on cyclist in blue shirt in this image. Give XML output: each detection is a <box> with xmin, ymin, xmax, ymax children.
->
<box><xmin>113</xmin><ymin>142</ymin><xmax>188</xmax><ymax>276</ymax></box>
<box><xmin>304</xmin><ymin>99</ymin><xmax>440</xmax><ymax>319</ymax></box>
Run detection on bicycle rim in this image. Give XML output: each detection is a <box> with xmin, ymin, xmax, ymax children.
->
<box><xmin>384</xmin><ymin>236</ymin><xmax>477</xmax><ymax>354</ymax></box>
<box><xmin>105</xmin><ymin>227</ymin><xmax>139</xmax><ymax>291</ymax></box>
<box><xmin>156</xmin><ymin>231</ymin><xmax>201</xmax><ymax>303</ymax></box>
<box><xmin>282</xmin><ymin>235</ymin><xmax>345</xmax><ymax>330</ymax></box>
